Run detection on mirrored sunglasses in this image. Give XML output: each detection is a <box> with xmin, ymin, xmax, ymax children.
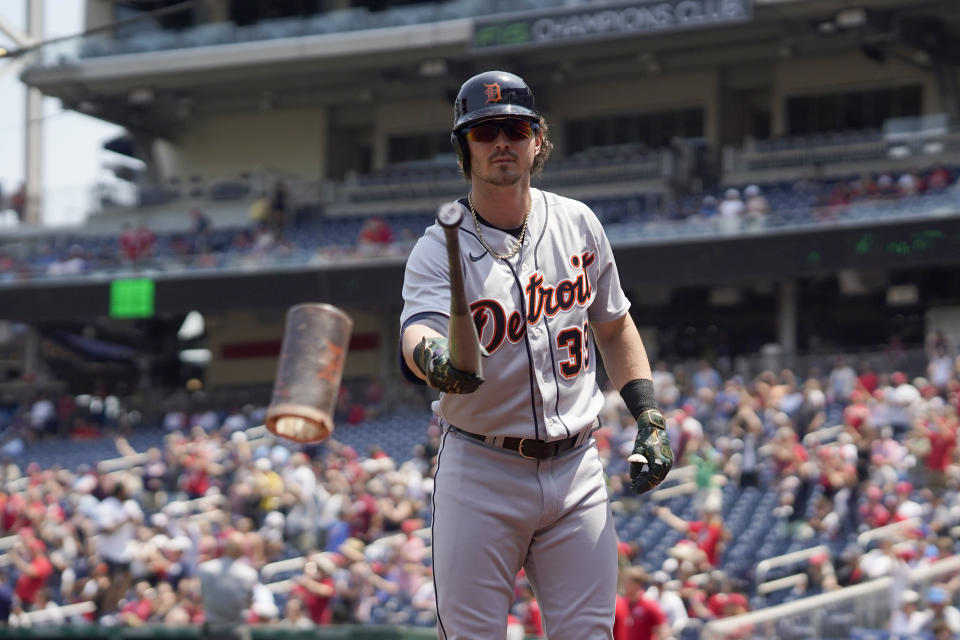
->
<box><xmin>464</xmin><ymin>119</ymin><xmax>539</xmax><ymax>143</ymax></box>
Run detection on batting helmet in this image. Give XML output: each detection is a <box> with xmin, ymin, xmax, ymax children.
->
<box><xmin>450</xmin><ymin>70</ymin><xmax>540</xmax><ymax>177</ymax></box>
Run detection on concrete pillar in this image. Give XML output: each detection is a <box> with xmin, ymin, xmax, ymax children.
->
<box><xmin>205</xmin><ymin>0</ymin><xmax>230</xmax><ymax>23</ymax></box>
<box><xmin>23</xmin><ymin>325</ymin><xmax>42</xmax><ymax>380</ymax></box>
<box><xmin>24</xmin><ymin>0</ymin><xmax>44</xmax><ymax>226</ymax></box>
<box><xmin>777</xmin><ymin>279</ymin><xmax>797</xmax><ymax>356</ymax></box>
<box><xmin>380</xmin><ymin>309</ymin><xmax>398</xmax><ymax>405</ymax></box>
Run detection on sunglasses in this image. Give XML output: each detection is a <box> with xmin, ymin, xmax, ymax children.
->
<box><xmin>464</xmin><ymin>119</ymin><xmax>540</xmax><ymax>143</ymax></box>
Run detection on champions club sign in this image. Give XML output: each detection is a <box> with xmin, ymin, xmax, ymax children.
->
<box><xmin>473</xmin><ymin>0</ymin><xmax>752</xmax><ymax>51</ymax></box>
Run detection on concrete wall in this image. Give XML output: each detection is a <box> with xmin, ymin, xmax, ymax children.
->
<box><xmin>156</xmin><ymin>107</ymin><xmax>327</xmax><ymax>180</ymax></box>
<box><xmin>205</xmin><ymin>307</ymin><xmax>383</xmax><ymax>386</ymax></box>
<box><xmin>84</xmin><ymin>0</ymin><xmax>113</xmax><ymax>32</ymax></box>
<box><xmin>372</xmin><ymin>97</ymin><xmax>451</xmax><ymax>169</ymax></box>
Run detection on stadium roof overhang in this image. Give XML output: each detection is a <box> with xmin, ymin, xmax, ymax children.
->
<box><xmin>18</xmin><ymin>0</ymin><xmax>960</xmax><ymax>138</ymax></box>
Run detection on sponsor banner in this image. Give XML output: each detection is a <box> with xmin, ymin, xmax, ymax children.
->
<box><xmin>473</xmin><ymin>0</ymin><xmax>753</xmax><ymax>51</ymax></box>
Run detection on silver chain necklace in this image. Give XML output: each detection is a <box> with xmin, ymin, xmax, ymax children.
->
<box><xmin>467</xmin><ymin>192</ymin><xmax>531</xmax><ymax>261</ymax></box>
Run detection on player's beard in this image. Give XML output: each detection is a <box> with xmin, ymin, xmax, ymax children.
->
<box><xmin>474</xmin><ymin>153</ymin><xmax>525</xmax><ymax>186</ymax></box>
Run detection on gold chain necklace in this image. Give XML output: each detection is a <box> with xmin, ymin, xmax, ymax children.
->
<box><xmin>467</xmin><ymin>192</ymin><xmax>531</xmax><ymax>261</ymax></box>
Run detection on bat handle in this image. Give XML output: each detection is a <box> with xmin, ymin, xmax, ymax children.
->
<box><xmin>443</xmin><ymin>226</ymin><xmax>469</xmax><ymax>317</ymax></box>
<box><xmin>440</xmin><ymin>207</ymin><xmax>482</xmax><ymax>376</ymax></box>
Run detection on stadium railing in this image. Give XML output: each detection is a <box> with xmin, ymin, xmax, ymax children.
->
<box><xmin>723</xmin><ymin>127</ymin><xmax>960</xmax><ymax>180</ymax></box>
<box><xmin>702</xmin><ymin>555</ymin><xmax>960</xmax><ymax>640</ymax></box>
<box><xmin>856</xmin><ymin>517</ymin><xmax>922</xmax><ymax>549</ymax></box>
<box><xmin>755</xmin><ymin>545</ymin><xmax>831</xmax><ymax>585</ymax></box>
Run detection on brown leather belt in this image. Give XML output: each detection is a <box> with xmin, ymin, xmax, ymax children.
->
<box><xmin>448</xmin><ymin>425</ymin><xmax>584</xmax><ymax>460</ymax></box>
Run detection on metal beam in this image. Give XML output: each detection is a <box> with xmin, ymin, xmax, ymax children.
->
<box><xmin>0</xmin><ymin>12</ymin><xmax>37</xmax><ymax>47</ymax></box>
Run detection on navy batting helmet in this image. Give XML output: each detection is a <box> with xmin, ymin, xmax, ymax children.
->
<box><xmin>450</xmin><ymin>70</ymin><xmax>540</xmax><ymax>177</ymax></box>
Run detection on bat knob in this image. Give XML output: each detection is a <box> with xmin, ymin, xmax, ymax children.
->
<box><xmin>437</xmin><ymin>203</ymin><xmax>464</xmax><ymax>228</ymax></box>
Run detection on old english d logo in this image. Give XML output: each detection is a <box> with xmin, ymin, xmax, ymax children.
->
<box><xmin>483</xmin><ymin>83</ymin><xmax>502</xmax><ymax>103</ymax></box>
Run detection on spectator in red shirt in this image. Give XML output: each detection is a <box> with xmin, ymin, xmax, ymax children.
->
<box><xmin>120</xmin><ymin>581</ymin><xmax>155</xmax><ymax>624</ymax></box>
<box><xmin>136</xmin><ymin>222</ymin><xmax>156</xmax><ymax>258</ymax></box>
<box><xmin>515</xmin><ymin>576</ymin><xmax>543</xmax><ymax>637</ymax></box>
<box><xmin>657</xmin><ymin>504</ymin><xmax>731</xmax><ymax>567</ymax></box>
<box><xmin>707</xmin><ymin>589</ymin><xmax>750</xmax><ymax>618</ymax></box>
<box><xmin>613</xmin><ymin>588</ymin><xmax>630</xmax><ymax>640</ymax></box>
<box><xmin>770</xmin><ymin>426</ymin><xmax>809</xmax><ymax>480</ymax></box>
<box><xmin>857</xmin><ymin>361</ymin><xmax>879</xmax><ymax>394</ymax></box>
<box><xmin>1</xmin><ymin>491</ymin><xmax>27</xmax><ymax>534</ymax></box>
<box><xmin>357</xmin><ymin>216</ymin><xmax>395</xmax><ymax>254</ymax></box>
<box><xmin>620</xmin><ymin>566</ymin><xmax>668</xmax><ymax>640</ymax></box>
<box><xmin>10</xmin><ymin>538</ymin><xmax>53</xmax><ymax>608</ymax></box>
<box><xmin>925</xmin><ymin>411</ymin><xmax>958</xmax><ymax>492</ymax></box>
<box><xmin>291</xmin><ymin>556</ymin><xmax>336</xmax><ymax>625</ymax></box>
<box><xmin>927</xmin><ymin>165</ymin><xmax>952</xmax><ymax>191</ymax></box>
<box><xmin>119</xmin><ymin>223</ymin><xmax>140</xmax><ymax>263</ymax></box>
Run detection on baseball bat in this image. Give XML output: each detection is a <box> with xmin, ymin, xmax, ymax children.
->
<box><xmin>437</xmin><ymin>202</ymin><xmax>483</xmax><ymax>376</ymax></box>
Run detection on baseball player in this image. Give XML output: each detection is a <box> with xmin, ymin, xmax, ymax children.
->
<box><xmin>399</xmin><ymin>70</ymin><xmax>673</xmax><ymax>640</ymax></box>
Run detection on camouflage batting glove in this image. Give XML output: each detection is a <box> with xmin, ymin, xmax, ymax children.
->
<box><xmin>628</xmin><ymin>409</ymin><xmax>673</xmax><ymax>494</ymax></box>
<box><xmin>413</xmin><ymin>336</ymin><xmax>485</xmax><ymax>394</ymax></box>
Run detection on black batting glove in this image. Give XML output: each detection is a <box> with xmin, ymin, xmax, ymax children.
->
<box><xmin>628</xmin><ymin>409</ymin><xmax>674</xmax><ymax>494</ymax></box>
<box><xmin>413</xmin><ymin>336</ymin><xmax>485</xmax><ymax>394</ymax></box>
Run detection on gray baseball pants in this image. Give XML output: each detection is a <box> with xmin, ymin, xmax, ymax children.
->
<box><xmin>431</xmin><ymin>427</ymin><xmax>618</xmax><ymax>639</ymax></box>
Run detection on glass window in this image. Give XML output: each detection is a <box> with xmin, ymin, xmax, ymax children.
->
<box><xmin>565</xmin><ymin>108</ymin><xmax>704</xmax><ymax>154</ymax></box>
<box><xmin>387</xmin><ymin>132</ymin><xmax>450</xmax><ymax>164</ymax></box>
<box><xmin>786</xmin><ymin>85</ymin><xmax>922</xmax><ymax>135</ymax></box>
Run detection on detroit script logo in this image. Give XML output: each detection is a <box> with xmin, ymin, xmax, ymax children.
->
<box><xmin>469</xmin><ymin>252</ymin><xmax>596</xmax><ymax>377</ymax></box>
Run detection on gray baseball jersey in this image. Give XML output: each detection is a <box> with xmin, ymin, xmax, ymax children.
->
<box><xmin>400</xmin><ymin>188</ymin><xmax>630</xmax><ymax>440</ymax></box>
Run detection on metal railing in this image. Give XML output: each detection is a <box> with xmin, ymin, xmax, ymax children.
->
<box><xmin>703</xmin><ymin>555</ymin><xmax>960</xmax><ymax>640</ymax></box>
<box><xmin>723</xmin><ymin>129</ymin><xmax>960</xmax><ymax>174</ymax></box>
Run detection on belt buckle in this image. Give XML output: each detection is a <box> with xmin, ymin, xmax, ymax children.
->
<box><xmin>518</xmin><ymin>438</ymin><xmax>538</xmax><ymax>460</ymax></box>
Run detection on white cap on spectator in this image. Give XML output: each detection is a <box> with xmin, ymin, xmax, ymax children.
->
<box><xmin>73</xmin><ymin>475</ymin><xmax>97</xmax><ymax>494</ymax></box>
<box><xmin>662</xmin><ymin>557</ymin><xmax>679</xmax><ymax>574</ymax></box>
<box><xmin>152</xmin><ymin>534</ymin><xmax>171</xmax><ymax>549</ymax></box>
<box><xmin>807</xmin><ymin>389</ymin><xmax>825</xmax><ymax>408</ymax></box>
<box><xmin>725</xmin><ymin>188</ymin><xmax>740</xmax><ymax>199</ymax></box>
<box><xmin>170</xmin><ymin>536</ymin><xmax>192</xmax><ymax>552</ymax></box>
<box><xmin>151</xmin><ymin>513</ymin><xmax>169</xmax><ymax>529</ymax></box>
<box><xmin>681</xmin><ymin>417</ymin><xmax>703</xmax><ymax>438</ymax></box>
<box><xmin>255</xmin><ymin>457</ymin><xmax>272</xmax><ymax>471</ymax></box>
<box><xmin>265</xmin><ymin>511</ymin><xmax>285</xmax><ymax>528</ymax></box>
<box><xmin>744</xmin><ymin>185</ymin><xmax>760</xmax><ymax>197</ymax></box>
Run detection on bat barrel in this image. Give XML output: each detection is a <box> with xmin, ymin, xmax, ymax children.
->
<box><xmin>265</xmin><ymin>303</ymin><xmax>353</xmax><ymax>442</ymax></box>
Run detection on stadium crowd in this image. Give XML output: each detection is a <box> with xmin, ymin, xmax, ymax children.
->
<box><xmin>0</xmin><ymin>333</ymin><xmax>958</xmax><ymax>637</ymax></box>
<box><xmin>1</xmin><ymin>164</ymin><xmax>959</xmax><ymax>284</ymax></box>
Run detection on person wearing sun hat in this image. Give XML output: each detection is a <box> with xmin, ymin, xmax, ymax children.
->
<box><xmin>921</xmin><ymin>586</ymin><xmax>960</xmax><ymax>634</ymax></box>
